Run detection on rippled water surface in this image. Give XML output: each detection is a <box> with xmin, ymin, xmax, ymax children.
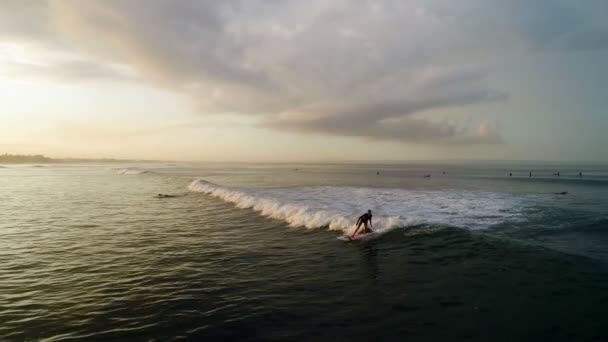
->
<box><xmin>1</xmin><ymin>163</ymin><xmax>608</xmax><ymax>341</ymax></box>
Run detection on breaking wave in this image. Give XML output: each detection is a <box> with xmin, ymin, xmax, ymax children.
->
<box><xmin>114</xmin><ymin>168</ymin><xmax>153</xmax><ymax>175</ymax></box>
<box><xmin>188</xmin><ymin>180</ymin><xmax>528</xmax><ymax>234</ymax></box>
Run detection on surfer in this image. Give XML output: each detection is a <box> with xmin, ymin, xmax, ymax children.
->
<box><xmin>156</xmin><ymin>194</ymin><xmax>175</xmax><ymax>198</ymax></box>
<box><xmin>352</xmin><ymin>210</ymin><xmax>373</xmax><ymax>237</ymax></box>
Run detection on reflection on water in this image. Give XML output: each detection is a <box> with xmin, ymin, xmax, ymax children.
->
<box><xmin>361</xmin><ymin>244</ymin><xmax>379</xmax><ymax>283</ymax></box>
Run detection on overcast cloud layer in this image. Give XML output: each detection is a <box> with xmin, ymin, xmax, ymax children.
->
<box><xmin>2</xmin><ymin>0</ymin><xmax>608</xmax><ymax>144</ymax></box>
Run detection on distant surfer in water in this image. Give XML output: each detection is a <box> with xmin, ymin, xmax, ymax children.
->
<box><xmin>352</xmin><ymin>210</ymin><xmax>373</xmax><ymax>237</ymax></box>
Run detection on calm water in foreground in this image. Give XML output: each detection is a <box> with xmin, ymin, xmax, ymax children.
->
<box><xmin>1</xmin><ymin>162</ymin><xmax>608</xmax><ymax>341</ymax></box>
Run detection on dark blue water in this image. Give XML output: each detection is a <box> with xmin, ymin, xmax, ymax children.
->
<box><xmin>1</xmin><ymin>162</ymin><xmax>607</xmax><ymax>341</ymax></box>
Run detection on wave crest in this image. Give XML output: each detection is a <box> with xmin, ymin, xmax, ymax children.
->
<box><xmin>114</xmin><ymin>168</ymin><xmax>152</xmax><ymax>175</ymax></box>
<box><xmin>188</xmin><ymin>180</ymin><xmax>374</xmax><ymax>232</ymax></box>
<box><xmin>188</xmin><ymin>180</ymin><xmax>525</xmax><ymax>234</ymax></box>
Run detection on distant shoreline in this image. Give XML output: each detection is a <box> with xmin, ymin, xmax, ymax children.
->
<box><xmin>0</xmin><ymin>154</ymin><xmax>159</xmax><ymax>164</ymax></box>
<box><xmin>1</xmin><ymin>153</ymin><xmax>606</xmax><ymax>165</ymax></box>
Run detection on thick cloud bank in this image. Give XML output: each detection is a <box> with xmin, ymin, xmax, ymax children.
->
<box><xmin>2</xmin><ymin>0</ymin><xmax>607</xmax><ymax>143</ymax></box>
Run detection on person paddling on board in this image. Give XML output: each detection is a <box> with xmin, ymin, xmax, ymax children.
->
<box><xmin>351</xmin><ymin>210</ymin><xmax>373</xmax><ymax>238</ymax></box>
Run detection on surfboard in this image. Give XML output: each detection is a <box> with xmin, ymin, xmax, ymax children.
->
<box><xmin>337</xmin><ymin>232</ymin><xmax>380</xmax><ymax>241</ymax></box>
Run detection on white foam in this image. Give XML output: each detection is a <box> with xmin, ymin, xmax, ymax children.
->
<box><xmin>114</xmin><ymin>168</ymin><xmax>150</xmax><ymax>175</ymax></box>
<box><xmin>188</xmin><ymin>180</ymin><xmax>528</xmax><ymax>234</ymax></box>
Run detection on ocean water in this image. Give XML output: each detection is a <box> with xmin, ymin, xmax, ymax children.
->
<box><xmin>1</xmin><ymin>162</ymin><xmax>608</xmax><ymax>341</ymax></box>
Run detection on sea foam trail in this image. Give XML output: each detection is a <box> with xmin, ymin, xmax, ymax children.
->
<box><xmin>188</xmin><ymin>180</ymin><xmax>528</xmax><ymax>234</ymax></box>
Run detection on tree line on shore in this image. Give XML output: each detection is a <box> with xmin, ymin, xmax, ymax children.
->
<box><xmin>0</xmin><ymin>154</ymin><xmax>53</xmax><ymax>163</ymax></box>
<box><xmin>0</xmin><ymin>153</ymin><xmax>145</xmax><ymax>164</ymax></box>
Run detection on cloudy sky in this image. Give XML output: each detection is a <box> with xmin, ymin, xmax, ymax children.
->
<box><xmin>1</xmin><ymin>0</ymin><xmax>607</xmax><ymax>161</ymax></box>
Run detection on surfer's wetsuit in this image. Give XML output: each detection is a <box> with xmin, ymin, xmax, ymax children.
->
<box><xmin>355</xmin><ymin>211</ymin><xmax>373</xmax><ymax>234</ymax></box>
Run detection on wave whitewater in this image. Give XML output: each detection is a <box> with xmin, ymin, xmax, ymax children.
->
<box><xmin>114</xmin><ymin>168</ymin><xmax>153</xmax><ymax>175</ymax></box>
<box><xmin>188</xmin><ymin>180</ymin><xmax>528</xmax><ymax>234</ymax></box>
